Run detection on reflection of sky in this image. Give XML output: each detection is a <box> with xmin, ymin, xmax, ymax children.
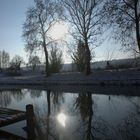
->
<box><xmin>93</xmin><ymin>94</ymin><xmax>136</xmax><ymax>125</ymax></box>
<box><xmin>0</xmin><ymin>88</ymin><xmax>140</xmax><ymax>139</ymax></box>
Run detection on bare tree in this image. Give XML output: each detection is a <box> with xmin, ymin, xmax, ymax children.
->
<box><xmin>62</xmin><ymin>0</ymin><xmax>104</xmax><ymax>75</ymax></box>
<box><xmin>10</xmin><ymin>55</ymin><xmax>24</xmax><ymax>70</ymax></box>
<box><xmin>130</xmin><ymin>49</ymin><xmax>140</xmax><ymax>67</ymax></box>
<box><xmin>103</xmin><ymin>0</ymin><xmax>140</xmax><ymax>53</ymax></box>
<box><xmin>105</xmin><ymin>48</ymin><xmax>118</xmax><ymax>69</ymax></box>
<box><xmin>28</xmin><ymin>55</ymin><xmax>41</xmax><ymax>71</ymax></box>
<box><xmin>0</xmin><ymin>50</ymin><xmax>10</xmax><ymax>69</ymax></box>
<box><xmin>23</xmin><ymin>0</ymin><xmax>62</xmax><ymax>76</ymax></box>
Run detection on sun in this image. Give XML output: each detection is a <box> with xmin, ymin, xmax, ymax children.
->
<box><xmin>49</xmin><ymin>22</ymin><xmax>68</xmax><ymax>40</ymax></box>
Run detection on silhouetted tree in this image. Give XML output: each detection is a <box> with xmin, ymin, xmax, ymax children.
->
<box><xmin>0</xmin><ymin>50</ymin><xmax>10</xmax><ymax>69</ymax></box>
<box><xmin>62</xmin><ymin>0</ymin><xmax>104</xmax><ymax>75</ymax></box>
<box><xmin>23</xmin><ymin>0</ymin><xmax>62</xmax><ymax>76</ymax></box>
<box><xmin>72</xmin><ymin>40</ymin><xmax>86</xmax><ymax>72</ymax></box>
<box><xmin>105</xmin><ymin>48</ymin><xmax>117</xmax><ymax>69</ymax></box>
<box><xmin>10</xmin><ymin>55</ymin><xmax>24</xmax><ymax>70</ymax></box>
<box><xmin>49</xmin><ymin>44</ymin><xmax>63</xmax><ymax>73</ymax></box>
<box><xmin>103</xmin><ymin>0</ymin><xmax>140</xmax><ymax>53</ymax></box>
<box><xmin>28</xmin><ymin>55</ymin><xmax>41</xmax><ymax>71</ymax></box>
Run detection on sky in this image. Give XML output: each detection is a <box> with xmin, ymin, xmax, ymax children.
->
<box><xmin>0</xmin><ymin>0</ymin><xmax>132</xmax><ymax>64</ymax></box>
<box><xmin>0</xmin><ymin>0</ymin><xmax>34</xmax><ymax>62</ymax></box>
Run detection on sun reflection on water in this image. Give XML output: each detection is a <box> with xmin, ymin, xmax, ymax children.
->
<box><xmin>57</xmin><ymin>112</ymin><xmax>67</xmax><ymax>127</ymax></box>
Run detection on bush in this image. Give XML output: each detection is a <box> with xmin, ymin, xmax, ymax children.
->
<box><xmin>49</xmin><ymin>45</ymin><xmax>63</xmax><ymax>73</ymax></box>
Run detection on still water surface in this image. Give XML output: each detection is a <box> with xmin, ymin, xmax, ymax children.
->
<box><xmin>0</xmin><ymin>86</ymin><xmax>140</xmax><ymax>140</ymax></box>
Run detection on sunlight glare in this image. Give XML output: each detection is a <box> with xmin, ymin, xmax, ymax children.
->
<box><xmin>57</xmin><ymin>112</ymin><xmax>67</xmax><ymax>127</ymax></box>
<box><xmin>49</xmin><ymin>22</ymin><xmax>68</xmax><ymax>40</ymax></box>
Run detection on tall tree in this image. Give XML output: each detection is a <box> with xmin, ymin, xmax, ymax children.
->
<box><xmin>103</xmin><ymin>0</ymin><xmax>140</xmax><ymax>53</ymax></box>
<box><xmin>62</xmin><ymin>0</ymin><xmax>103</xmax><ymax>75</ymax></box>
<box><xmin>23</xmin><ymin>0</ymin><xmax>62</xmax><ymax>76</ymax></box>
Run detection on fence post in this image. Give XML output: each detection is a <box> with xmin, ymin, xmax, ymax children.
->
<box><xmin>26</xmin><ymin>104</ymin><xmax>35</xmax><ymax>140</ymax></box>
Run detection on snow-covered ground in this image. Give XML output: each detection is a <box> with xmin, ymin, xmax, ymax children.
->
<box><xmin>0</xmin><ymin>69</ymin><xmax>140</xmax><ymax>86</ymax></box>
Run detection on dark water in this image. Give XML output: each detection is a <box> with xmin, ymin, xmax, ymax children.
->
<box><xmin>0</xmin><ymin>86</ymin><xmax>140</xmax><ymax>140</ymax></box>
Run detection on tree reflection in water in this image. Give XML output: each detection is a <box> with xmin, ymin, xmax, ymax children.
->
<box><xmin>0</xmin><ymin>90</ymin><xmax>12</xmax><ymax>107</ymax></box>
<box><xmin>0</xmin><ymin>89</ymin><xmax>23</xmax><ymax>107</ymax></box>
<box><xmin>1</xmin><ymin>88</ymin><xmax>139</xmax><ymax>139</ymax></box>
<box><xmin>29</xmin><ymin>89</ymin><xmax>42</xmax><ymax>98</ymax></box>
<box><xmin>34</xmin><ymin>90</ymin><xmax>65</xmax><ymax>140</ymax></box>
<box><xmin>74</xmin><ymin>92</ymin><xmax>109</xmax><ymax>140</ymax></box>
<box><xmin>10</xmin><ymin>89</ymin><xmax>25</xmax><ymax>101</ymax></box>
<box><xmin>51</xmin><ymin>91</ymin><xmax>64</xmax><ymax>111</ymax></box>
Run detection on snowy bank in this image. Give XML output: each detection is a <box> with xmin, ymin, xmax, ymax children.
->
<box><xmin>0</xmin><ymin>69</ymin><xmax>140</xmax><ymax>86</ymax></box>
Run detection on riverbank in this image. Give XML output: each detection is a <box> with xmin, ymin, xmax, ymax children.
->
<box><xmin>0</xmin><ymin>69</ymin><xmax>140</xmax><ymax>86</ymax></box>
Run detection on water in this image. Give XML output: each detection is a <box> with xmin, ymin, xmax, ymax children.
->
<box><xmin>0</xmin><ymin>86</ymin><xmax>140</xmax><ymax>140</ymax></box>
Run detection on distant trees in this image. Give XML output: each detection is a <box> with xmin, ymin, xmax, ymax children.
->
<box><xmin>105</xmin><ymin>48</ymin><xmax>117</xmax><ymax>69</ymax></box>
<box><xmin>10</xmin><ymin>55</ymin><xmax>24</xmax><ymax>70</ymax></box>
<box><xmin>0</xmin><ymin>50</ymin><xmax>10</xmax><ymax>69</ymax></box>
<box><xmin>62</xmin><ymin>0</ymin><xmax>104</xmax><ymax>75</ymax></box>
<box><xmin>23</xmin><ymin>0</ymin><xmax>62</xmax><ymax>76</ymax></box>
<box><xmin>103</xmin><ymin>0</ymin><xmax>140</xmax><ymax>53</ymax></box>
<box><xmin>28</xmin><ymin>55</ymin><xmax>41</xmax><ymax>71</ymax></box>
<box><xmin>49</xmin><ymin>44</ymin><xmax>63</xmax><ymax>73</ymax></box>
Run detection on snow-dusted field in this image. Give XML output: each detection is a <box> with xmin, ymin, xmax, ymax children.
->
<box><xmin>0</xmin><ymin>69</ymin><xmax>140</xmax><ymax>86</ymax></box>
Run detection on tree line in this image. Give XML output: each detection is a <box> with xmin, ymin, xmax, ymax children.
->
<box><xmin>0</xmin><ymin>51</ymin><xmax>24</xmax><ymax>70</ymax></box>
<box><xmin>0</xmin><ymin>48</ymin><xmax>63</xmax><ymax>74</ymax></box>
<box><xmin>0</xmin><ymin>50</ymin><xmax>10</xmax><ymax>69</ymax></box>
<box><xmin>22</xmin><ymin>0</ymin><xmax>139</xmax><ymax>76</ymax></box>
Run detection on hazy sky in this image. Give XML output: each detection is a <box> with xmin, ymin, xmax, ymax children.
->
<box><xmin>0</xmin><ymin>0</ymin><xmax>131</xmax><ymax>63</ymax></box>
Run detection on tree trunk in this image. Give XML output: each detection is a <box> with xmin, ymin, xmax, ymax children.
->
<box><xmin>135</xmin><ymin>0</ymin><xmax>140</xmax><ymax>52</ymax></box>
<box><xmin>85</xmin><ymin>38</ymin><xmax>91</xmax><ymax>75</ymax></box>
<box><xmin>46</xmin><ymin>90</ymin><xmax>50</xmax><ymax>140</ymax></box>
<box><xmin>43</xmin><ymin>40</ymin><xmax>49</xmax><ymax>76</ymax></box>
<box><xmin>86</xmin><ymin>93</ymin><xmax>93</xmax><ymax>139</ymax></box>
<box><xmin>47</xmin><ymin>90</ymin><xmax>51</xmax><ymax>116</ymax></box>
